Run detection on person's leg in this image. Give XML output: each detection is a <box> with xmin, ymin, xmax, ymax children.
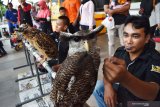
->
<box><xmin>9</xmin><ymin>26</ymin><xmax>15</xmax><ymax>47</ymax></box>
<box><xmin>150</xmin><ymin>25</ymin><xmax>157</xmax><ymax>38</ymax></box>
<box><xmin>117</xmin><ymin>24</ymin><xmax>124</xmax><ymax>46</ymax></box>
<box><xmin>107</xmin><ymin>28</ymin><xmax>116</xmax><ymax>57</ymax></box>
<box><xmin>93</xmin><ymin>80</ymin><xmax>107</xmax><ymax>107</ymax></box>
<box><xmin>0</xmin><ymin>46</ymin><xmax>7</xmax><ymax>55</ymax></box>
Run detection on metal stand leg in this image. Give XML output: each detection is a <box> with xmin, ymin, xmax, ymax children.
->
<box><xmin>15</xmin><ymin>48</ymin><xmax>35</xmax><ymax>82</ymax></box>
<box><xmin>16</xmin><ymin>93</ymin><xmax>50</xmax><ymax>107</ymax></box>
<box><xmin>16</xmin><ymin>57</ymin><xmax>50</xmax><ymax>107</ymax></box>
<box><xmin>15</xmin><ymin>72</ymin><xmax>47</xmax><ymax>82</ymax></box>
<box><xmin>34</xmin><ymin>57</ymin><xmax>43</xmax><ymax>95</ymax></box>
<box><xmin>26</xmin><ymin>51</ymin><xmax>34</xmax><ymax>76</ymax></box>
<box><xmin>13</xmin><ymin>43</ymin><xmax>34</xmax><ymax>70</ymax></box>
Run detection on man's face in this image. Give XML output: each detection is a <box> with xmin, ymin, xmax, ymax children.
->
<box><xmin>55</xmin><ymin>19</ymin><xmax>67</xmax><ymax>32</ymax></box>
<box><xmin>18</xmin><ymin>0</ymin><xmax>25</xmax><ymax>3</ymax></box>
<box><xmin>59</xmin><ymin>10</ymin><xmax>66</xmax><ymax>16</ymax></box>
<box><xmin>8</xmin><ymin>4</ymin><xmax>12</xmax><ymax>10</ymax></box>
<box><xmin>123</xmin><ymin>23</ymin><xmax>150</xmax><ymax>54</ymax></box>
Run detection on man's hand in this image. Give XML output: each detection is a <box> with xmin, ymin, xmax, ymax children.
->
<box><xmin>104</xmin><ymin>83</ymin><xmax>117</xmax><ymax>107</ymax></box>
<box><xmin>107</xmin><ymin>9</ymin><xmax>114</xmax><ymax>16</ymax></box>
<box><xmin>103</xmin><ymin>56</ymin><xmax>128</xmax><ymax>83</ymax></box>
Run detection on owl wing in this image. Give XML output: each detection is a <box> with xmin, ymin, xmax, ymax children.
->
<box><xmin>50</xmin><ymin>52</ymin><xmax>87</xmax><ymax>102</ymax></box>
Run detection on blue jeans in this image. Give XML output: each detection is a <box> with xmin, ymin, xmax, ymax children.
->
<box><xmin>93</xmin><ymin>80</ymin><xmax>119</xmax><ymax>107</ymax></box>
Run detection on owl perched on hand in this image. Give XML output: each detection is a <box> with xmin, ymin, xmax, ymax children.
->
<box><xmin>50</xmin><ymin>25</ymin><xmax>104</xmax><ymax>107</ymax></box>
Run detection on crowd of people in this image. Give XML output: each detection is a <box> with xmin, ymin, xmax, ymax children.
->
<box><xmin>0</xmin><ymin>0</ymin><xmax>160</xmax><ymax>107</ymax></box>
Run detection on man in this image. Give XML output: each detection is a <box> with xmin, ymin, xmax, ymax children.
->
<box><xmin>59</xmin><ymin>7</ymin><xmax>76</xmax><ymax>34</ymax></box>
<box><xmin>0</xmin><ymin>33</ymin><xmax>7</xmax><ymax>56</ymax></box>
<box><xmin>18</xmin><ymin>0</ymin><xmax>33</xmax><ymax>26</ymax></box>
<box><xmin>62</xmin><ymin>0</ymin><xmax>80</xmax><ymax>23</ymax></box>
<box><xmin>139</xmin><ymin>0</ymin><xmax>160</xmax><ymax>37</ymax></box>
<box><xmin>5</xmin><ymin>3</ymin><xmax>18</xmax><ymax>48</ymax></box>
<box><xmin>93</xmin><ymin>16</ymin><xmax>160</xmax><ymax>107</ymax></box>
<box><xmin>62</xmin><ymin>0</ymin><xmax>80</xmax><ymax>32</ymax></box>
<box><xmin>104</xmin><ymin>0</ymin><xmax>131</xmax><ymax>56</ymax></box>
<box><xmin>50</xmin><ymin>15</ymin><xmax>69</xmax><ymax>64</ymax></box>
<box><xmin>59</xmin><ymin>7</ymin><xmax>67</xmax><ymax>16</ymax></box>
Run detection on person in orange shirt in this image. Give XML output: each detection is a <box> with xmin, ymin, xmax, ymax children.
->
<box><xmin>62</xmin><ymin>0</ymin><xmax>80</xmax><ymax>31</ymax></box>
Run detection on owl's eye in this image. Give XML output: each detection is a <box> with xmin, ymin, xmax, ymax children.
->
<box><xmin>73</xmin><ymin>37</ymin><xmax>81</xmax><ymax>42</ymax></box>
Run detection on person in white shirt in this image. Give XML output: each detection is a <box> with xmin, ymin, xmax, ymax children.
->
<box><xmin>79</xmin><ymin>0</ymin><xmax>96</xmax><ymax>30</ymax></box>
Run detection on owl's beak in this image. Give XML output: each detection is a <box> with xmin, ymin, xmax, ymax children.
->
<box><xmin>83</xmin><ymin>40</ymin><xmax>89</xmax><ymax>51</ymax></box>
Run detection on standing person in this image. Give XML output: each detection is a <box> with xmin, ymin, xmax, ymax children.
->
<box><xmin>59</xmin><ymin>7</ymin><xmax>76</xmax><ymax>34</ymax></box>
<box><xmin>59</xmin><ymin>7</ymin><xmax>67</xmax><ymax>16</ymax></box>
<box><xmin>18</xmin><ymin>0</ymin><xmax>33</xmax><ymax>27</ymax></box>
<box><xmin>149</xmin><ymin>0</ymin><xmax>160</xmax><ymax>37</ymax></box>
<box><xmin>0</xmin><ymin>41</ymin><xmax>7</xmax><ymax>57</ymax></box>
<box><xmin>79</xmin><ymin>0</ymin><xmax>96</xmax><ymax>30</ymax></box>
<box><xmin>62</xmin><ymin>0</ymin><xmax>80</xmax><ymax>32</ymax></box>
<box><xmin>31</xmin><ymin>6</ymin><xmax>39</xmax><ymax>28</ymax></box>
<box><xmin>104</xmin><ymin>0</ymin><xmax>131</xmax><ymax>57</ymax></box>
<box><xmin>0</xmin><ymin>33</ymin><xmax>7</xmax><ymax>56</ymax></box>
<box><xmin>93</xmin><ymin>16</ymin><xmax>160</xmax><ymax>107</ymax></box>
<box><xmin>5</xmin><ymin>3</ymin><xmax>18</xmax><ymax>48</ymax></box>
<box><xmin>140</xmin><ymin>0</ymin><xmax>160</xmax><ymax>37</ymax></box>
<box><xmin>35</xmin><ymin>0</ymin><xmax>52</xmax><ymax>34</ymax></box>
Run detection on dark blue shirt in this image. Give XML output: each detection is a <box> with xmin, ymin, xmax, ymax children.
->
<box><xmin>5</xmin><ymin>9</ymin><xmax>18</xmax><ymax>27</ymax></box>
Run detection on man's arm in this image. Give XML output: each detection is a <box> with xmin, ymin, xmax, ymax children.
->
<box><xmin>104</xmin><ymin>77</ymin><xmax>117</xmax><ymax>107</ymax></box>
<box><xmin>107</xmin><ymin>2</ymin><xmax>131</xmax><ymax>16</ymax></box>
<box><xmin>121</xmin><ymin>72</ymin><xmax>160</xmax><ymax>100</ymax></box>
<box><xmin>104</xmin><ymin>4</ymin><xmax>110</xmax><ymax>14</ymax></box>
<box><xmin>103</xmin><ymin>57</ymin><xmax>160</xmax><ymax>100</ymax></box>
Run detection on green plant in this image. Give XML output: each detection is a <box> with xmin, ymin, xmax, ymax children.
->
<box><xmin>0</xmin><ymin>0</ymin><xmax>7</xmax><ymax>22</ymax></box>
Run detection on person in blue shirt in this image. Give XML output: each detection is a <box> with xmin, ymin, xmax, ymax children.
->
<box><xmin>5</xmin><ymin>3</ymin><xmax>18</xmax><ymax>48</ymax></box>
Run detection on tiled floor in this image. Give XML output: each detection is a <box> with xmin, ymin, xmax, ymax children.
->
<box><xmin>0</xmin><ymin>34</ymin><xmax>121</xmax><ymax>107</ymax></box>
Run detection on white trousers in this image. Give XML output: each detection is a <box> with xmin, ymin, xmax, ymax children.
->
<box><xmin>107</xmin><ymin>24</ymin><xmax>124</xmax><ymax>57</ymax></box>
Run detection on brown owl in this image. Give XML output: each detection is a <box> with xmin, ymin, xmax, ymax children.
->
<box><xmin>50</xmin><ymin>25</ymin><xmax>104</xmax><ymax>107</ymax></box>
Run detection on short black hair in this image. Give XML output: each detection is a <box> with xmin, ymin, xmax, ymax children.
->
<box><xmin>58</xmin><ymin>16</ymin><xmax>70</xmax><ymax>26</ymax></box>
<box><xmin>8</xmin><ymin>2</ymin><xmax>13</xmax><ymax>6</ymax></box>
<box><xmin>124</xmin><ymin>15</ymin><xmax>150</xmax><ymax>35</ymax></box>
<box><xmin>59</xmin><ymin>7</ymin><xmax>66</xmax><ymax>11</ymax></box>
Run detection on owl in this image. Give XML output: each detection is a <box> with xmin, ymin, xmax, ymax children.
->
<box><xmin>50</xmin><ymin>25</ymin><xmax>104</xmax><ymax>107</ymax></box>
<box><xmin>16</xmin><ymin>24</ymin><xmax>58</xmax><ymax>59</ymax></box>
